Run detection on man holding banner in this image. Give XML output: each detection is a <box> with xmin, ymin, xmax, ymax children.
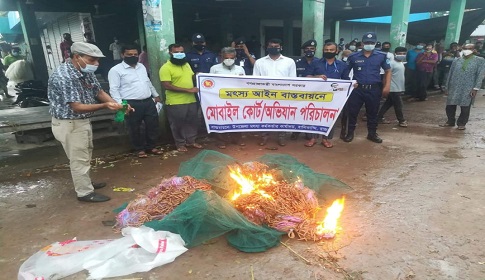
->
<box><xmin>253</xmin><ymin>38</ymin><xmax>297</xmax><ymax>147</ymax></box>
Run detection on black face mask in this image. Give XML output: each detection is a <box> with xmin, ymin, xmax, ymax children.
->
<box><xmin>381</xmin><ymin>47</ymin><xmax>390</xmax><ymax>52</ymax></box>
<box><xmin>267</xmin><ymin>47</ymin><xmax>281</xmax><ymax>55</ymax></box>
<box><xmin>170</xmin><ymin>56</ymin><xmax>186</xmax><ymax>66</ymax></box>
<box><xmin>193</xmin><ymin>44</ymin><xmax>205</xmax><ymax>51</ymax></box>
<box><xmin>323</xmin><ymin>52</ymin><xmax>337</xmax><ymax>59</ymax></box>
<box><xmin>123</xmin><ymin>56</ymin><xmax>138</xmax><ymax>65</ymax></box>
<box><xmin>304</xmin><ymin>50</ymin><xmax>315</xmax><ymax>57</ymax></box>
<box><xmin>236</xmin><ymin>49</ymin><xmax>245</xmax><ymax>57</ymax></box>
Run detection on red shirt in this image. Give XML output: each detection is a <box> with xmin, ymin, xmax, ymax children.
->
<box><xmin>416</xmin><ymin>51</ymin><xmax>438</xmax><ymax>73</ymax></box>
<box><xmin>60</xmin><ymin>41</ymin><xmax>73</xmax><ymax>61</ymax></box>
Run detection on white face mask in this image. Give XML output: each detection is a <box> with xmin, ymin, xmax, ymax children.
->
<box><xmin>78</xmin><ymin>56</ymin><xmax>98</xmax><ymax>73</ymax></box>
<box><xmin>223</xmin><ymin>58</ymin><xmax>235</xmax><ymax>67</ymax></box>
<box><xmin>349</xmin><ymin>45</ymin><xmax>356</xmax><ymax>51</ymax></box>
<box><xmin>363</xmin><ymin>44</ymin><xmax>376</xmax><ymax>51</ymax></box>
<box><xmin>462</xmin><ymin>50</ymin><xmax>473</xmax><ymax>57</ymax></box>
<box><xmin>342</xmin><ymin>57</ymin><xmax>348</xmax><ymax>62</ymax></box>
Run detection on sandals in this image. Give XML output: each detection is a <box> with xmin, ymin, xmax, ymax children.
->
<box><xmin>147</xmin><ymin>148</ymin><xmax>163</xmax><ymax>155</ymax></box>
<box><xmin>321</xmin><ymin>139</ymin><xmax>334</xmax><ymax>148</ymax></box>
<box><xmin>137</xmin><ymin>151</ymin><xmax>148</xmax><ymax>158</ymax></box>
<box><xmin>304</xmin><ymin>139</ymin><xmax>316</xmax><ymax>147</ymax></box>
<box><xmin>217</xmin><ymin>144</ymin><xmax>227</xmax><ymax>149</ymax></box>
<box><xmin>177</xmin><ymin>146</ymin><xmax>188</xmax><ymax>152</ymax></box>
<box><xmin>187</xmin><ymin>143</ymin><xmax>203</xmax><ymax>149</ymax></box>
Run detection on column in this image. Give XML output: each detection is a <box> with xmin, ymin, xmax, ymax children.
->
<box><xmin>334</xmin><ymin>20</ymin><xmax>340</xmax><ymax>43</ymax></box>
<box><xmin>302</xmin><ymin>0</ymin><xmax>325</xmax><ymax>57</ymax></box>
<box><xmin>390</xmin><ymin>0</ymin><xmax>411</xmax><ymax>47</ymax></box>
<box><xmin>444</xmin><ymin>0</ymin><xmax>467</xmax><ymax>47</ymax></box>
<box><xmin>17</xmin><ymin>1</ymin><xmax>49</xmax><ymax>83</ymax></box>
<box><xmin>136</xmin><ymin>4</ymin><xmax>146</xmax><ymax>48</ymax></box>
<box><xmin>283</xmin><ymin>19</ymin><xmax>294</xmax><ymax>56</ymax></box>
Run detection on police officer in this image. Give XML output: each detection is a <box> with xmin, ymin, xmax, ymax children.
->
<box><xmin>291</xmin><ymin>39</ymin><xmax>319</xmax><ymax>140</ymax></box>
<box><xmin>185</xmin><ymin>33</ymin><xmax>217</xmax><ymax>74</ymax></box>
<box><xmin>232</xmin><ymin>37</ymin><xmax>256</xmax><ymax>75</ymax></box>
<box><xmin>344</xmin><ymin>32</ymin><xmax>391</xmax><ymax>143</ymax></box>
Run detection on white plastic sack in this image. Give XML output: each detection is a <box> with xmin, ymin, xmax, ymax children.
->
<box><xmin>18</xmin><ymin>226</ymin><xmax>187</xmax><ymax>280</ymax></box>
<box><xmin>5</xmin><ymin>60</ymin><xmax>34</xmax><ymax>85</ymax></box>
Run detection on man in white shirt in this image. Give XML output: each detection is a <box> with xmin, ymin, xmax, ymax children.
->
<box><xmin>210</xmin><ymin>47</ymin><xmax>246</xmax><ymax>148</ymax></box>
<box><xmin>109</xmin><ymin>37</ymin><xmax>122</xmax><ymax>64</ymax></box>
<box><xmin>108</xmin><ymin>44</ymin><xmax>163</xmax><ymax>158</ymax></box>
<box><xmin>253</xmin><ymin>38</ymin><xmax>296</xmax><ymax>146</ymax></box>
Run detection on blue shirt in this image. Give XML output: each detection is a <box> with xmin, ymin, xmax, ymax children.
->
<box><xmin>295</xmin><ymin>56</ymin><xmax>318</xmax><ymax>77</ymax></box>
<box><xmin>406</xmin><ymin>49</ymin><xmax>423</xmax><ymax>70</ymax></box>
<box><xmin>186</xmin><ymin>49</ymin><xmax>218</xmax><ymax>73</ymax></box>
<box><xmin>235</xmin><ymin>53</ymin><xmax>256</xmax><ymax>75</ymax></box>
<box><xmin>305</xmin><ymin>58</ymin><xmax>350</xmax><ymax>80</ymax></box>
<box><xmin>48</xmin><ymin>59</ymin><xmax>102</xmax><ymax>119</ymax></box>
<box><xmin>346</xmin><ymin>50</ymin><xmax>391</xmax><ymax>84</ymax></box>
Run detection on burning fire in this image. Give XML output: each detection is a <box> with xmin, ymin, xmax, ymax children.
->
<box><xmin>316</xmin><ymin>197</ymin><xmax>345</xmax><ymax>238</ymax></box>
<box><xmin>229</xmin><ymin>166</ymin><xmax>275</xmax><ymax>201</ymax></box>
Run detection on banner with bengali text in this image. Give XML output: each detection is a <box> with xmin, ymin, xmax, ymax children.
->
<box><xmin>197</xmin><ymin>74</ymin><xmax>354</xmax><ymax>136</ymax></box>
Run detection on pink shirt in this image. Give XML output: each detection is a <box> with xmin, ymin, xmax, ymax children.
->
<box><xmin>138</xmin><ymin>51</ymin><xmax>149</xmax><ymax>72</ymax></box>
<box><xmin>416</xmin><ymin>52</ymin><xmax>438</xmax><ymax>73</ymax></box>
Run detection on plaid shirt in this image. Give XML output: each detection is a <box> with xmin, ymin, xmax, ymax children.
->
<box><xmin>48</xmin><ymin>59</ymin><xmax>102</xmax><ymax>119</ymax></box>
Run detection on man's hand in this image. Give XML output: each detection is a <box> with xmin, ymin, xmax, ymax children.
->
<box><xmin>106</xmin><ymin>102</ymin><xmax>122</xmax><ymax>111</ymax></box>
<box><xmin>242</xmin><ymin>44</ymin><xmax>250</xmax><ymax>56</ymax></box>
<box><xmin>382</xmin><ymin>86</ymin><xmax>390</xmax><ymax>97</ymax></box>
<box><xmin>353</xmin><ymin>82</ymin><xmax>358</xmax><ymax>88</ymax></box>
<box><xmin>126</xmin><ymin>104</ymin><xmax>135</xmax><ymax>114</ymax></box>
<box><xmin>315</xmin><ymin>74</ymin><xmax>328</xmax><ymax>80</ymax></box>
<box><xmin>154</xmin><ymin>96</ymin><xmax>162</xmax><ymax>103</ymax></box>
<box><xmin>471</xmin><ymin>89</ymin><xmax>478</xmax><ymax>97</ymax></box>
<box><xmin>187</xmin><ymin>87</ymin><xmax>199</xmax><ymax>93</ymax></box>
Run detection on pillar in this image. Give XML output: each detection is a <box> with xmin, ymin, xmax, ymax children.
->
<box><xmin>444</xmin><ymin>0</ymin><xmax>467</xmax><ymax>47</ymax></box>
<box><xmin>283</xmin><ymin>19</ymin><xmax>294</xmax><ymax>56</ymax></box>
<box><xmin>136</xmin><ymin>4</ymin><xmax>146</xmax><ymax>49</ymax></box>
<box><xmin>390</xmin><ymin>0</ymin><xmax>411</xmax><ymax>47</ymax></box>
<box><xmin>334</xmin><ymin>20</ymin><xmax>340</xmax><ymax>43</ymax></box>
<box><xmin>302</xmin><ymin>0</ymin><xmax>325</xmax><ymax>57</ymax></box>
<box><xmin>17</xmin><ymin>1</ymin><xmax>49</xmax><ymax>83</ymax></box>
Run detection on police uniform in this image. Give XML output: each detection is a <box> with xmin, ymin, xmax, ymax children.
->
<box><xmin>295</xmin><ymin>39</ymin><xmax>318</xmax><ymax>77</ymax></box>
<box><xmin>185</xmin><ymin>33</ymin><xmax>217</xmax><ymax>74</ymax></box>
<box><xmin>345</xmin><ymin>32</ymin><xmax>391</xmax><ymax>143</ymax></box>
<box><xmin>234</xmin><ymin>37</ymin><xmax>256</xmax><ymax>75</ymax></box>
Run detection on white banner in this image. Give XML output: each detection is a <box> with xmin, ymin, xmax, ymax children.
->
<box><xmin>197</xmin><ymin>74</ymin><xmax>354</xmax><ymax>136</ymax></box>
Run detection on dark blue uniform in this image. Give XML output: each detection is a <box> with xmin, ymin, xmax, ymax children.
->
<box><xmin>186</xmin><ymin>49</ymin><xmax>217</xmax><ymax>73</ymax></box>
<box><xmin>235</xmin><ymin>53</ymin><xmax>256</xmax><ymax>75</ymax></box>
<box><xmin>295</xmin><ymin>57</ymin><xmax>318</xmax><ymax>77</ymax></box>
<box><xmin>346</xmin><ymin>50</ymin><xmax>390</xmax><ymax>136</ymax></box>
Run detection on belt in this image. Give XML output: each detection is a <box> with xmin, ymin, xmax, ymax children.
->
<box><xmin>126</xmin><ymin>97</ymin><xmax>152</xmax><ymax>102</ymax></box>
<box><xmin>357</xmin><ymin>84</ymin><xmax>380</xmax><ymax>90</ymax></box>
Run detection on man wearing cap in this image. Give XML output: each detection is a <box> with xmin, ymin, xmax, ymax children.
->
<box><xmin>290</xmin><ymin>39</ymin><xmax>319</xmax><ymax>140</ymax></box>
<box><xmin>186</xmin><ymin>33</ymin><xmax>218</xmax><ymax>74</ymax></box>
<box><xmin>232</xmin><ymin>37</ymin><xmax>256</xmax><ymax>75</ymax></box>
<box><xmin>344</xmin><ymin>32</ymin><xmax>391</xmax><ymax>143</ymax></box>
<box><xmin>48</xmin><ymin>42</ymin><xmax>124</xmax><ymax>202</ymax></box>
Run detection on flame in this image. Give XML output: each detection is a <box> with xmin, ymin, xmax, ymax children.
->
<box><xmin>316</xmin><ymin>197</ymin><xmax>345</xmax><ymax>238</ymax></box>
<box><xmin>229</xmin><ymin>166</ymin><xmax>275</xmax><ymax>201</ymax></box>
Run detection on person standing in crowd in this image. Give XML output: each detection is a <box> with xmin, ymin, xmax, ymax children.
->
<box><xmin>48</xmin><ymin>42</ymin><xmax>124</xmax><ymax>202</ymax></box>
<box><xmin>210</xmin><ymin>47</ymin><xmax>246</xmax><ymax>149</ymax></box>
<box><xmin>232</xmin><ymin>37</ymin><xmax>256</xmax><ymax>75</ymax></box>
<box><xmin>355</xmin><ymin>42</ymin><xmax>363</xmax><ymax>52</ymax></box>
<box><xmin>109</xmin><ymin>37</ymin><xmax>122</xmax><ymax>64</ymax></box>
<box><xmin>339</xmin><ymin>49</ymin><xmax>353</xmax><ymax>139</ymax></box>
<box><xmin>475</xmin><ymin>41</ymin><xmax>485</xmax><ymax>58</ymax></box>
<box><xmin>138</xmin><ymin>45</ymin><xmax>150</xmax><ymax>76</ymax></box>
<box><xmin>3</xmin><ymin>47</ymin><xmax>24</xmax><ymax>69</ymax></box>
<box><xmin>60</xmin><ymin>33</ymin><xmax>73</xmax><ymax>63</ymax></box>
<box><xmin>291</xmin><ymin>39</ymin><xmax>319</xmax><ymax>141</ymax></box>
<box><xmin>347</xmin><ymin>40</ymin><xmax>357</xmax><ymax>52</ymax></box>
<box><xmin>253</xmin><ymin>38</ymin><xmax>297</xmax><ymax>147</ymax></box>
<box><xmin>437</xmin><ymin>42</ymin><xmax>460</xmax><ymax>92</ymax></box>
<box><xmin>405</xmin><ymin>43</ymin><xmax>424</xmax><ymax>98</ymax></box>
<box><xmin>83</xmin><ymin>32</ymin><xmax>96</xmax><ymax>45</ymax></box>
<box><xmin>377</xmin><ymin>47</ymin><xmax>408</xmax><ymax>127</ymax></box>
<box><xmin>440</xmin><ymin>44</ymin><xmax>485</xmax><ymax>130</ymax></box>
<box><xmin>304</xmin><ymin>41</ymin><xmax>350</xmax><ymax>148</ymax></box>
<box><xmin>108</xmin><ymin>44</ymin><xmax>162</xmax><ymax>158</ymax></box>
<box><xmin>415</xmin><ymin>43</ymin><xmax>438</xmax><ymax>101</ymax></box>
<box><xmin>338</xmin><ymin>38</ymin><xmax>346</xmax><ymax>51</ymax></box>
<box><xmin>186</xmin><ymin>33</ymin><xmax>218</xmax><ymax>74</ymax></box>
<box><xmin>344</xmin><ymin>32</ymin><xmax>391</xmax><ymax>144</ymax></box>
<box><xmin>160</xmin><ymin>44</ymin><xmax>201</xmax><ymax>152</ymax></box>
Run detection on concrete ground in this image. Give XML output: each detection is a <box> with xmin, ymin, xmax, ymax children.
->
<box><xmin>1</xmin><ymin>91</ymin><xmax>485</xmax><ymax>280</ymax></box>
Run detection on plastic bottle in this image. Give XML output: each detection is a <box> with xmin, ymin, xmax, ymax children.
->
<box><xmin>114</xmin><ymin>100</ymin><xmax>128</xmax><ymax>122</ymax></box>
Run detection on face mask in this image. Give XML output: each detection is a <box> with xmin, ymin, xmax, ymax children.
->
<box><xmin>323</xmin><ymin>52</ymin><xmax>337</xmax><ymax>59</ymax></box>
<box><xmin>236</xmin><ymin>49</ymin><xmax>245</xmax><ymax>57</ymax></box>
<box><xmin>114</xmin><ymin>40</ymin><xmax>119</xmax><ymax>43</ymax></box>
<box><xmin>395</xmin><ymin>55</ymin><xmax>406</xmax><ymax>61</ymax></box>
<box><xmin>416</xmin><ymin>45</ymin><xmax>424</xmax><ymax>50</ymax></box>
<box><xmin>363</xmin><ymin>44</ymin><xmax>375</xmax><ymax>51</ymax></box>
<box><xmin>342</xmin><ymin>57</ymin><xmax>348</xmax><ymax>62</ymax></box>
<box><xmin>123</xmin><ymin>56</ymin><xmax>138</xmax><ymax>65</ymax></box>
<box><xmin>223</xmin><ymin>59</ymin><xmax>235</xmax><ymax>67</ymax></box>
<box><xmin>462</xmin><ymin>50</ymin><xmax>473</xmax><ymax>56</ymax></box>
<box><xmin>172</xmin><ymin>52</ymin><xmax>186</xmax><ymax>59</ymax></box>
<box><xmin>381</xmin><ymin>48</ymin><xmax>390</xmax><ymax>52</ymax></box>
<box><xmin>304</xmin><ymin>50</ymin><xmax>315</xmax><ymax>57</ymax></box>
<box><xmin>267</xmin><ymin>47</ymin><xmax>281</xmax><ymax>55</ymax></box>
<box><xmin>78</xmin><ymin>56</ymin><xmax>98</xmax><ymax>73</ymax></box>
<box><xmin>349</xmin><ymin>45</ymin><xmax>356</xmax><ymax>51</ymax></box>
<box><xmin>193</xmin><ymin>45</ymin><xmax>205</xmax><ymax>51</ymax></box>
<box><xmin>357</xmin><ymin>48</ymin><xmax>363</xmax><ymax>52</ymax></box>
<box><xmin>12</xmin><ymin>52</ymin><xmax>19</xmax><ymax>56</ymax></box>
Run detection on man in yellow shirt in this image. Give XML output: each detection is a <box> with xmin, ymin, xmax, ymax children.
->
<box><xmin>4</xmin><ymin>47</ymin><xmax>24</xmax><ymax>69</ymax></box>
<box><xmin>160</xmin><ymin>44</ymin><xmax>201</xmax><ymax>152</ymax></box>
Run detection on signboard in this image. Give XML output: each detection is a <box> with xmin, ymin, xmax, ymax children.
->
<box><xmin>197</xmin><ymin>74</ymin><xmax>354</xmax><ymax>136</ymax></box>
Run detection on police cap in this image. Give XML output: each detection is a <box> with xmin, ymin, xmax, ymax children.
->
<box><xmin>301</xmin><ymin>39</ymin><xmax>317</xmax><ymax>49</ymax></box>
<box><xmin>362</xmin><ymin>32</ymin><xmax>377</xmax><ymax>43</ymax></box>
<box><xmin>234</xmin><ymin>37</ymin><xmax>246</xmax><ymax>45</ymax></box>
<box><xmin>192</xmin><ymin>33</ymin><xmax>206</xmax><ymax>43</ymax></box>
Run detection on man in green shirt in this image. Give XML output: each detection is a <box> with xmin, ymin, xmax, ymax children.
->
<box><xmin>160</xmin><ymin>43</ymin><xmax>201</xmax><ymax>152</ymax></box>
<box><xmin>4</xmin><ymin>47</ymin><xmax>24</xmax><ymax>69</ymax></box>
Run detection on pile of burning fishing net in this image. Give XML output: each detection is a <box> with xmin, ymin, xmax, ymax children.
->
<box><xmin>115</xmin><ymin>176</ymin><xmax>211</xmax><ymax>230</ymax></box>
<box><xmin>228</xmin><ymin>162</ymin><xmax>344</xmax><ymax>241</ymax></box>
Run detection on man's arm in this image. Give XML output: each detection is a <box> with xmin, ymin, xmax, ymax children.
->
<box><xmin>161</xmin><ymin>81</ymin><xmax>198</xmax><ymax>93</ymax></box>
<box><xmin>382</xmin><ymin>69</ymin><xmax>391</xmax><ymax>97</ymax></box>
<box><xmin>107</xmin><ymin>68</ymin><xmax>122</xmax><ymax>103</ymax></box>
<box><xmin>421</xmin><ymin>53</ymin><xmax>438</xmax><ymax>64</ymax></box>
<box><xmin>253</xmin><ymin>60</ymin><xmax>261</xmax><ymax>76</ymax></box>
<box><xmin>288</xmin><ymin>60</ymin><xmax>297</xmax><ymax>77</ymax></box>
